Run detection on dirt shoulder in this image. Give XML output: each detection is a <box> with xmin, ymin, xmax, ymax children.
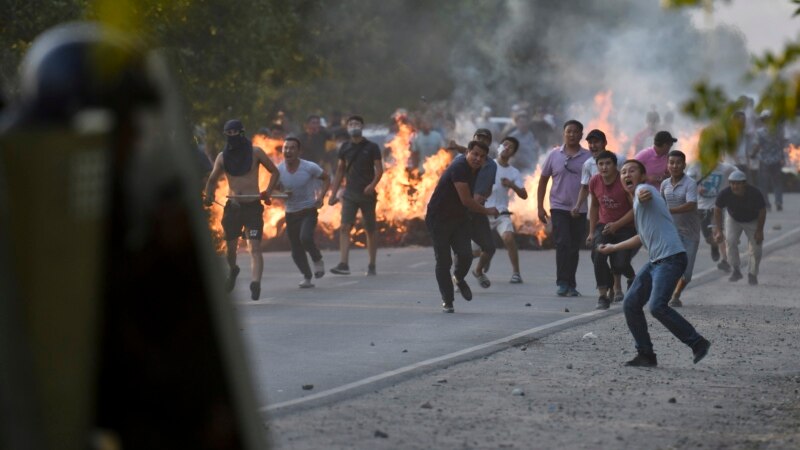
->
<box><xmin>268</xmin><ymin>243</ymin><xmax>800</xmax><ymax>450</ymax></box>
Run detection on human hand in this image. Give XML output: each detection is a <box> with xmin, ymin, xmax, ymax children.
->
<box><xmin>585</xmin><ymin>234</ymin><xmax>593</xmax><ymax>246</ymax></box>
<box><xmin>260</xmin><ymin>191</ymin><xmax>272</xmax><ymax>205</ymax></box>
<box><xmin>713</xmin><ymin>229</ymin><xmax>724</xmax><ymax>243</ymax></box>
<box><xmin>596</xmin><ymin>243</ymin><xmax>615</xmax><ymax>254</ymax></box>
<box><xmin>328</xmin><ymin>194</ymin><xmax>340</xmax><ymax>206</ymax></box>
<box><xmin>501</xmin><ymin>177</ymin><xmax>512</xmax><ymax>188</ymax></box>
<box><xmin>637</xmin><ymin>188</ymin><xmax>652</xmax><ymax>203</ymax></box>
<box><xmin>486</xmin><ymin>207</ymin><xmax>500</xmax><ymax>218</ymax></box>
<box><xmin>538</xmin><ymin>209</ymin><xmax>548</xmax><ymax>224</ymax></box>
<box><xmin>602</xmin><ymin>222</ymin><xmax>618</xmax><ymax>235</ymax></box>
<box><xmin>363</xmin><ymin>184</ymin><xmax>376</xmax><ymax>196</ymax></box>
<box><xmin>570</xmin><ymin>206</ymin><xmax>580</xmax><ymax>218</ymax></box>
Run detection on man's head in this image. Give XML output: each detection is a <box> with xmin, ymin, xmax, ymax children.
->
<box><xmin>653</xmin><ymin>130</ymin><xmax>677</xmax><ymax>155</ymax></box>
<box><xmin>473</xmin><ymin>128</ymin><xmax>492</xmax><ymax>146</ymax></box>
<box><xmin>563</xmin><ymin>120</ymin><xmax>584</xmax><ymax>147</ymax></box>
<box><xmin>346</xmin><ymin>115</ymin><xmax>364</xmax><ymax>138</ymax></box>
<box><xmin>305</xmin><ymin>114</ymin><xmax>321</xmax><ymax>134</ymax></box>
<box><xmin>586</xmin><ymin>129</ymin><xmax>607</xmax><ymax>154</ymax></box>
<box><xmin>621</xmin><ymin>159</ymin><xmax>647</xmax><ymax>194</ymax></box>
<box><xmin>596</xmin><ymin>150</ymin><xmax>618</xmax><ymax>178</ymax></box>
<box><xmin>466</xmin><ymin>140</ymin><xmax>490</xmax><ymax>170</ymax></box>
<box><xmin>269</xmin><ymin>123</ymin><xmax>285</xmax><ymax>139</ymax></box>
<box><xmin>729</xmin><ymin>170</ymin><xmax>747</xmax><ymax>196</ymax></box>
<box><xmin>499</xmin><ymin>136</ymin><xmax>519</xmax><ymax>161</ymax></box>
<box><xmin>419</xmin><ymin>118</ymin><xmax>432</xmax><ymax>134</ymax></box>
<box><xmin>223</xmin><ymin>119</ymin><xmax>245</xmax><ymax>137</ymax></box>
<box><xmin>282</xmin><ymin>137</ymin><xmax>301</xmax><ymax>162</ymax></box>
<box><xmin>667</xmin><ymin>150</ymin><xmax>686</xmax><ymax>177</ymax></box>
<box><xmin>514</xmin><ymin>112</ymin><xmax>530</xmax><ymax>131</ymax></box>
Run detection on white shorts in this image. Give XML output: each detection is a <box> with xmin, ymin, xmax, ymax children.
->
<box><xmin>488</xmin><ymin>214</ymin><xmax>515</xmax><ymax>236</ymax></box>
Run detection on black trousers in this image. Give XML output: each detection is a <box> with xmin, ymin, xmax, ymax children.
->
<box><xmin>550</xmin><ymin>209</ymin><xmax>585</xmax><ymax>288</ymax></box>
<box><xmin>470</xmin><ymin>213</ymin><xmax>496</xmax><ymax>258</ymax></box>
<box><xmin>591</xmin><ymin>225</ymin><xmax>636</xmax><ymax>289</ymax></box>
<box><xmin>285</xmin><ymin>208</ymin><xmax>322</xmax><ymax>279</ymax></box>
<box><xmin>426</xmin><ymin>215</ymin><xmax>472</xmax><ymax>302</ymax></box>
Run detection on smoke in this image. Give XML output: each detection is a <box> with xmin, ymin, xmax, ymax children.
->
<box><xmin>447</xmin><ymin>0</ymin><xmax>752</xmax><ymax>145</ymax></box>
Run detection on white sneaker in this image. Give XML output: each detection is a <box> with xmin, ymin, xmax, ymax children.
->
<box><xmin>313</xmin><ymin>259</ymin><xmax>325</xmax><ymax>278</ymax></box>
<box><xmin>452</xmin><ymin>275</ymin><xmax>460</xmax><ymax>293</ymax></box>
<box><xmin>299</xmin><ymin>278</ymin><xmax>315</xmax><ymax>288</ymax></box>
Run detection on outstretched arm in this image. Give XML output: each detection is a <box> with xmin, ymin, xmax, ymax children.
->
<box><xmin>203</xmin><ymin>154</ymin><xmax>225</xmax><ymax>206</ymax></box>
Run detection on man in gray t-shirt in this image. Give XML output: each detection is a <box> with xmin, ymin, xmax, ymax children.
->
<box><xmin>598</xmin><ymin>159</ymin><xmax>709</xmax><ymax>368</ymax></box>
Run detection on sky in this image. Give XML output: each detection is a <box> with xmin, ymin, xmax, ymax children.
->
<box><xmin>690</xmin><ymin>0</ymin><xmax>799</xmax><ymax>55</ymax></box>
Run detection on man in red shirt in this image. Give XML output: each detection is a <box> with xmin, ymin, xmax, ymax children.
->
<box><xmin>587</xmin><ymin>151</ymin><xmax>635</xmax><ymax>309</ymax></box>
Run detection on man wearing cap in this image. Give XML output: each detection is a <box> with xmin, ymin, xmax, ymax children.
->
<box><xmin>204</xmin><ymin>119</ymin><xmax>281</xmax><ymax>300</ymax></box>
<box><xmin>634</xmin><ymin>131</ymin><xmax>675</xmax><ymax>188</ymax></box>
<box><xmin>713</xmin><ymin>171</ymin><xmax>767</xmax><ymax>285</ymax></box>
<box><xmin>686</xmin><ymin>157</ymin><xmax>737</xmax><ymax>271</ymax></box>
<box><xmin>538</xmin><ymin>120</ymin><xmax>593</xmax><ymax>296</ymax></box>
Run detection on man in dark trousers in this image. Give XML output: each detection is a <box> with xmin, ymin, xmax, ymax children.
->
<box><xmin>426</xmin><ymin>141</ymin><xmax>499</xmax><ymax>313</ymax></box>
<box><xmin>598</xmin><ymin>159</ymin><xmax>710</xmax><ymax>367</ymax></box>
<box><xmin>328</xmin><ymin>115</ymin><xmax>384</xmax><ymax>276</ymax></box>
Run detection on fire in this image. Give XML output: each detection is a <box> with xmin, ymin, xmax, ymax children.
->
<box><xmin>586</xmin><ymin>91</ymin><xmax>630</xmax><ymax>157</ymax></box>
<box><xmin>788</xmin><ymin>144</ymin><xmax>800</xmax><ymax>171</ymax></box>
<box><xmin>508</xmin><ymin>169</ymin><xmax>550</xmax><ymax>245</ymax></box>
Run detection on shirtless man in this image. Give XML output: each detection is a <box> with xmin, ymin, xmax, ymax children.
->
<box><xmin>204</xmin><ymin>119</ymin><xmax>280</xmax><ymax>300</ymax></box>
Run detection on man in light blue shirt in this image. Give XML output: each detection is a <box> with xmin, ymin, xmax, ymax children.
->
<box><xmin>598</xmin><ymin>159</ymin><xmax>710</xmax><ymax>367</ymax></box>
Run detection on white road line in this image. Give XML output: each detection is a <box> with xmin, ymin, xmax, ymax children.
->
<box><xmin>235</xmin><ymin>297</ymin><xmax>275</xmax><ymax>305</ymax></box>
<box><xmin>409</xmin><ymin>261</ymin><xmax>428</xmax><ymax>268</ymax></box>
<box><xmin>260</xmin><ymin>309</ymin><xmax>605</xmax><ymax>412</ymax></box>
<box><xmin>335</xmin><ymin>280</ymin><xmax>360</xmax><ymax>287</ymax></box>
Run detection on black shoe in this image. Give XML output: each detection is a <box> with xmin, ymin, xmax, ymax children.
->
<box><xmin>748</xmin><ymin>274</ymin><xmax>758</xmax><ymax>285</ymax></box>
<box><xmin>455</xmin><ymin>279</ymin><xmax>472</xmax><ymax>301</ymax></box>
<box><xmin>366</xmin><ymin>264</ymin><xmax>376</xmax><ymax>276</ymax></box>
<box><xmin>330</xmin><ymin>262</ymin><xmax>350</xmax><ymax>275</ymax></box>
<box><xmin>624</xmin><ymin>351</ymin><xmax>658</xmax><ymax>367</ymax></box>
<box><xmin>776</xmin><ymin>204</ymin><xmax>783</xmax><ymax>212</ymax></box>
<box><xmin>442</xmin><ymin>302</ymin><xmax>454</xmax><ymax>313</ymax></box>
<box><xmin>225</xmin><ymin>265</ymin><xmax>240</xmax><ymax>293</ymax></box>
<box><xmin>710</xmin><ymin>245</ymin><xmax>720</xmax><ymax>262</ymax></box>
<box><xmin>595</xmin><ymin>295</ymin><xmax>611</xmax><ymax>310</ymax></box>
<box><xmin>729</xmin><ymin>268</ymin><xmax>743</xmax><ymax>282</ymax></box>
<box><xmin>250</xmin><ymin>281</ymin><xmax>261</xmax><ymax>301</ymax></box>
<box><xmin>692</xmin><ymin>338</ymin><xmax>711</xmax><ymax>364</ymax></box>
<box><xmin>717</xmin><ymin>260</ymin><xmax>731</xmax><ymax>273</ymax></box>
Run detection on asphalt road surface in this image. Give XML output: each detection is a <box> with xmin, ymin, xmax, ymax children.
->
<box><xmin>226</xmin><ymin>194</ymin><xmax>800</xmax><ymax>415</ymax></box>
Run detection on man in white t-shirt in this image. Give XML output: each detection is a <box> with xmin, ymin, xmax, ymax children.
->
<box><xmin>475</xmin><ymin>136</ymin><xmax>528</xmax><ymax>284</ymax></box>
<box><xmin>277</xmin><ymin>137</ymin><xmax>331</xmax><ymax>288</ymax></box>
<box><xmin>572</xmin><ymin>129</ymin><xmax>625</xmax><ymax>216</ymax></box>
<box><xmin>686</xmin><ymin>159</ymin><xmax>737</xmax><ymax>271</ymax></box>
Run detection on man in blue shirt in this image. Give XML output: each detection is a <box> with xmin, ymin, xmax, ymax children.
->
<box><xmin>598</xmin><ymin>159</ymin><xmax>710</xmax><ymax>367</ymax></box>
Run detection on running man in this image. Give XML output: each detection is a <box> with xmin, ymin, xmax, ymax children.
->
<box><xmin>277</xmin><ymin>137</ymin><xmax>331</xmax><ymax>288</ymax></box>
<box><xmin>482</xmin><ymin>136</ymin><xmax>528</xmax><ymax>284</ymax></box>
<box><xmin>598</xmin><ymin>159</ymin><xmax>710</xmax><ymax>367</ymax></box>
<box><xmin>660</xmin><ymin>150</ymin><xmax>700</xmax><ymax>307</ymax></box>
<box><xmin>204</xmin><ymin>119</ymin><xmax>280</xmax><ymax>300</ymax></box>
<box><xmin>426</xmin><ymin>141</ymin><xmax>499</xmax><ymax>313</ymax></box>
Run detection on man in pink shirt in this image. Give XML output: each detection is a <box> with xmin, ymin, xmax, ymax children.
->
<box><xmin>634</xmin><ymin>131</ymin><xmax>676</xmax><ymax>188</ymax></box>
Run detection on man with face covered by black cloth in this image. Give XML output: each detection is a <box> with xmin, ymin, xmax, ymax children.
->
<box><xmin>204</xmin><ymin>119</ymin><xmax>280</xmax><ymax>300</ymax></box>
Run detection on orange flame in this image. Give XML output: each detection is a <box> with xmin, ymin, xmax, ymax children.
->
<box><xmin>586</xmin><ymin>91</ymin><xmax>630</xmax><ymax>157</ymax></box>
<box><xmin>788</xmin><ymin>144</ymin><xmax>800</xmax><ymax>171</ymax></box>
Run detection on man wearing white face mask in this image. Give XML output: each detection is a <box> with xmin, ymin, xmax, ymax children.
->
<box><xmin>328</xmin><ymin>115</ymin><xmax>384</xmax><ymax>276</ymax></box>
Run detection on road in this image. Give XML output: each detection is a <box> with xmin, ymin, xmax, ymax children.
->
<box><xmin>226</xmin><ymin>194</ymin><xmax>800</xmax><ymax>414</ymax></box>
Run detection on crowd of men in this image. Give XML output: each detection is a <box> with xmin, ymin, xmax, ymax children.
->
<box><xmin>203</xmin><ymin>103</ymin><xmax>791</xmax><ymax>366</ymax></box>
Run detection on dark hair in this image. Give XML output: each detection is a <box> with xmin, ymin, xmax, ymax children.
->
<box><xmin>563</xmin><ymin>119</ymin><xmax>584</xmax><ymax>132</ymax></box>
<box><xmin>595</xmin><ymin>150</ymin><xmax>618</xmax><ymax>165</ymax></box>
<box><xmin>467</xmin><ymin>140</ymin><xmax>490</xmax><ymax>154</ymax></box>
<box><xmin>503</xmin><ymin>136</ymin><xmax>520</xmax><ymax>153</ymax></box>
<box><xmin>284</xmin><ymin>137</ymin><xmax>302</xmax><ymax>148</ymax></box>
<box><xmin>306</xmin><ymin>114</ymin><xmax>321</xmax><ymax>123</ymax></box>
<box><xmin>622</xmin><ymin>159</ymin><xmax>647</xmax><ymax>174</ymax></box>
<box><xmin>269</xmin><ymin>123</ymin><xmax>284</xmax><ymax>132</ymax></box>
<box><xmin>346</xmin><ymin>115</ymin><xmax>365</xmax><ymax>125</ymax></box>
<box><xmin>667</xmin><ymin>150</ymin><xmax>686</xmax><ymax>162</ymax></box>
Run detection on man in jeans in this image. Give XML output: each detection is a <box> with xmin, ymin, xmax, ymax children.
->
<box><xmin>598</xmin><ymin>159</ymin><xmax>710</xmax><ymax>367</ymax></box>
<box><xmin>426</xmin><ymin>141</ymin><xmax>499</xmax><ymax>313</ymax></box>
<box><xmin>537</xmin><ymin>120</ymin><xmax>593</xmax><ymax>296</ymax></box>
<box><xmin>277</xmin><ymin>138</ymin><xmax>330</xmax><ymax>288</ymax></box>
<box><xmin>328</xmin><ymin>115</ymin><xmax>384</xmax><ymax>276</ymax></box>
<box><xmin>587</xmin><ymin>151</ymin><xmax>635</xmax><ymax>309</ymax></box>
<box><xmin>714</xmin><ymin>171</ymin><xmax>767</xmax><ymax>285</ymax></box>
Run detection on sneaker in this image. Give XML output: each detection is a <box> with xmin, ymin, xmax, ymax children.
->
<box><xmin>556</xmin><ymin>284</ymin><xmax>569</xmax><ymax>296</ymax></box>
<box><xmin>566</xmin><ymin>287</ymin><xmax>581</xmax><ymax>297</ymax></box>
<box><xmin>299</xmin><ymin>278</ymin><xmax>314</xmax><ymax>288</ymax></box>
<box><xmin>692</xmin><ymin>337</ymin><xmax>711</xmax><ymax>364</ymax></box>
<box><xmin>313</xmin><ymin>259</ymin><xmax>325</xmax><ymax>279</ymax></box>
<box><xmin>717</xmin><ymin>260</ymin><xmax>731</xmax><ymax>273</ymax></box>
<box><xmin>729</xmin><ymin>268</ymin><xmax>743</xmax><ymax>282</ymax></box>
<box><xmin>710</xmin><ymin>244</ymin><xmax>720</xmax><ymax>262</ymax></box>
<box><xmin>668</xmin><ymin>297</ymin><xmax>683</xmax><ymax>308</ymax></box>
<box><xmin>473</xmin><ymin>270</ymin><xmax>491</xmax><ymax>288</ymax></box>
<box><xmin>455</xmin><ymin>278</ymin><xmax>473</xmax><ymax>301</ymax></box>
<box><xmin>250</xmin><ymin>281</ymin><xmax>261</xmax><ymax>300</ymax></box>
<box><xmin>748</xmin><ymin>274</ymin><xmax>758</xmax><ymax>285</ymax></box>
<box><xmin>613</xmin><ymin>291</ymin><xmax>624</xmax><ymax>303</ymax></box>
<box><xmin>595</xmin><ymin>295</ymin><xmax>611</xmax><ymax>310</ymax></box>
<box><xmin>366</xmin><ymin>264</ymin><xmax>376</xmax><ymax>276</ymax></box>
<box><xmin>453</xmin><ymin>275</ymin><xmax>460</xmax><ymax>293</ymax></box>
<box><xmin>624</xmin><ymin>351</ymin><xmax>658</xmax><ymax>367</ymax></box>
<box><xmin>442</xmin><ymin>301</ymin><xmax>454</xmax><ymax>313</ymax></box>
<box><xmin>330</xmin><ymin>262</ymin><xmax>350</xmax><ymax>275</ymax></box>
<box><xmin>225</xmin><ymin>265</ymin><xmax>240</xmax><ymax>293</ymax></box>
<box><xmin>777</xmin><ymin>204</ymin><xmax>783</xmax><ymax>212</ymax></box>
<box><xmin>509</xmin><ymin>273</ymin><xmax>523</xmax><ymax>284</ymax></box>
